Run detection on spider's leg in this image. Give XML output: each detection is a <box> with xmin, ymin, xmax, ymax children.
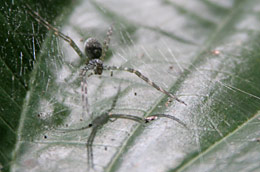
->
<box><xmin>109</xmin><ymin>114</ymin><xmax>144</xmax><ymax>123</ymax></box>
<box><xmin>107</xmin><ymin>83</ymin><xmax>121</xmax><ymax>114</ymax></box>
<box><xmin>100</xmin><ymin>26</ymin><xmax>113</xmax><ymax>61</ymax></box>
<box><xmin>81</xmin><ymin>76</ymin><xmax>90</xmax><ymax>119</ymax></box>
<box><xmin>103</xmin><ymin>65</ymin><xmax>187</xmax><ymax>105</ymax></box>
<box><xmin>25</xmin><ymin>4</ymin><xmax>87</xmax><ymax>61</ymax></box>
<box><xmin>145</xmin><ymin>114</ymin><xmax>188</xmax><ymax>129</ymax></box>
<box><xmin>80</xmin><ymin>63</ymin><xmax>97</xmax><ymax>120</ymax></box>
<box><xmin>87</xmin><ymin>126</ymin><xmax>99</xmax><ymax>169</ymax></box>
<box><xmin>55</xmin><ymin>123</ymin><xmax>92</xmax><ymax>133</ymax></box>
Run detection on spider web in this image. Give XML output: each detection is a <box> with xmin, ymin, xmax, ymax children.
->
<box><xmin>8</xmin><ymin>0</ymin><xmax>260</xmax><ymax>172</ymax></box>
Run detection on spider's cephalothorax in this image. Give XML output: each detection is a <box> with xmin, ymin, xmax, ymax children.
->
<box><xmin>88</xmin><ymin>59</ymin><xmax>103</xmax><ymax>75</ymax></box>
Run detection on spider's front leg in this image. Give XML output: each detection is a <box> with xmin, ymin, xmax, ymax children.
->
<box><xmin>103</xmin><ymin>65</ymin><xmax>187</xmax><ymax>105</ymax></box>
<box><xmin>80</xmin><ymin>59</ymin><xmax>104</xmax><ymax>119</ymax></box>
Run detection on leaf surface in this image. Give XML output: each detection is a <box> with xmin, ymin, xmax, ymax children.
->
<box><xmin>1</xmin><ymin>0</ymin><xmax>260</xmax><ymax>172</ymax></box>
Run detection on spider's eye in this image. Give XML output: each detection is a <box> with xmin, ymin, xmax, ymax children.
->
<box><xmin>84</xmin><ymin>38</ymin><xmax>102</xmax><ymax>60</ymax></box>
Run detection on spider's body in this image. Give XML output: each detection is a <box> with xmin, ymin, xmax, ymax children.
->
<box><xmin>25</xmin><ymin>4</ymin><xmax>186</xmax><ymax>106</ymax></box>
<box><xmin>83</xmin><ymin>38</ymin><xmax>104</xmax><ymax>75</ymax></box>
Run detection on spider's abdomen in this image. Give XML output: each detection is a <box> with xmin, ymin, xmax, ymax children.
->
<box><xmin>84</xmin><ymin>38</ymin><xmax>102</xmax><ymax>60</ymax></box>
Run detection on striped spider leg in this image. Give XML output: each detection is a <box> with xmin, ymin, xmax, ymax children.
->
<box><xmin>25</xmin><ymin>4</ymin><xmax>92</xmax><ymax>116</ymax></box>
<box><xmin>103</xmin><ymin>66</ymin><xmax>187</xmax><ymax>105</ymax></box>
<box><xmin>57</xmin><ymin>85</ymin><xmax>187</xmax><ymax>169</ymax></box>
<box><xmin>25</xmin><ymin>4</ymin><xmax>86</xmax><ymax>60</ymax></box>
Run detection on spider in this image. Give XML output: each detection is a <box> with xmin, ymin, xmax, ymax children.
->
<box><xmin>25</xmin><ymin>4</ymin><xmax>187</xmax><ymax>115</ymax></box>
<box><xmin>57</xmin><ymin>85</ymin><xmax>187</xmax><ymax>169</ymax></box>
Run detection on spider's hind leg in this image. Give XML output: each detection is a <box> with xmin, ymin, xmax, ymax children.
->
<box><xmin>145</xmin><ymin>114</ymin><xmax>188</xmax><ymax>129</ymax></box>
<box><xmin>87</xmin><ymin>127</ymin><xmax>99</xmax><ymax>169</ymax></box>
<box><xmin>109</xmin><ymin>114</ymin><xmax>145</xmax><ymax>124</ymax></box>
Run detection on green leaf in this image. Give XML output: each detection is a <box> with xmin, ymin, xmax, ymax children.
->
<box><xmin>1</xmin><ymin>0</ymin><xmax>260</xmax><ymax>172</ymax></box>
<box><xmin>0</xmin><ymin>0</ymin><xmax>74</xmax><ymax>171</ymax></box>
